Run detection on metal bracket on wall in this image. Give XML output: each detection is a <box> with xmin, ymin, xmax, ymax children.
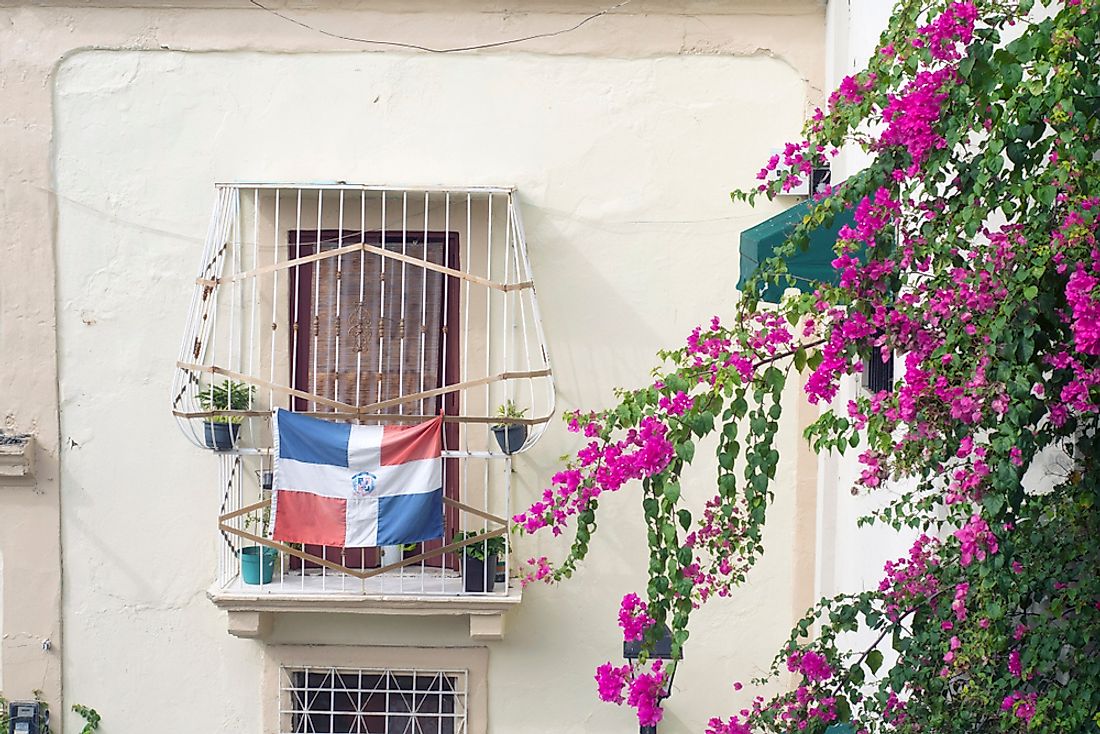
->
<box><xmin>0</xmin><ymin>432</ymin><xmax>35</xmax><ymax>482</ymax></box>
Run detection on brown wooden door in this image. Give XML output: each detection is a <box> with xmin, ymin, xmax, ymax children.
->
<box><xmin>288</xmin><ymin>229</ymin><xmax>460</xmax><ymax>570</ymax></box>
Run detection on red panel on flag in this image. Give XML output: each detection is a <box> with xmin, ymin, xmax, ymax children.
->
<box><xmin>381</xmin><ymin>415</ymin><xmax>443</xmax><ymax>466</ymax></box>
<box><xmin>273</xmin><ymin>491</ymin><xmax>347</xmax><ymax>546</ymax></box>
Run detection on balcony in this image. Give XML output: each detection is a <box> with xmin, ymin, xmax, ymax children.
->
<box><xmin>170</xmin><ymin>184</ymin><xmax>554</xmax><ymax>640</ymax></box>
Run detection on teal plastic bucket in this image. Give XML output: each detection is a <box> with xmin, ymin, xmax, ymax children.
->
<box><xmin>241</xmin><ymin>546</ymin><xmax>278</xmax><ymax>585</ymax></box>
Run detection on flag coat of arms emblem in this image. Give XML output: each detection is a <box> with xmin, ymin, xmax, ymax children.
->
<box><xmin>271</xmin><ymin>409</ymin><xmax>444</xmax><ymax>548</ymax></box>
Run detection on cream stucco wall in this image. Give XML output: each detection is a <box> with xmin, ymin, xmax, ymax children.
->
<box><xmin>1</xmin><ymin>2</ymin><xmax>826</xmax><ymax>731</ymax></box>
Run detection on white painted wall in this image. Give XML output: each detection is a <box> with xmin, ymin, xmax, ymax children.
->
<box><xmin>52</xmin><ymin>48</ymin><xmax>819</xmax><ymax>732</ymax></box>
<box><xmin>816</xmin><ymin>0</ymin><xmax>914</xmax><ymax>603</ymax></box>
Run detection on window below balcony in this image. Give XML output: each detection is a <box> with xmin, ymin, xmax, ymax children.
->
<box><xmin>280</xmin><ymin>666</ymin><xmax>467</xmax><ymax>734</ymax></box>
<box><xmin>265</xmin><ymin>646</ymin><xmax>488</xmax><ymax>734</ymax></box>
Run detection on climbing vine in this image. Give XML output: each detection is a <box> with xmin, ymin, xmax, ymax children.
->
<box><xmin>516</xmin><ymin>0</ymin><xmax>1100</xmax><ymax>731</ymax></box>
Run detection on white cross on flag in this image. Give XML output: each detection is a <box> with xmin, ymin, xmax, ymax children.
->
<box><xmin>271</xmin><ymin>409</ymin><xmax>444</xmax><ymax>548</ymax></box>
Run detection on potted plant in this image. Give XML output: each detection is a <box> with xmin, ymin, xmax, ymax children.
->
<box><xmin>240</xmin><ymin>544</ymin><xmax>278</xmax><ymax>585</ymax></box>
<box><xmin>241</xmin><ymin>498</ymin><xmax>278</xmax><ymax>585</ymax></box>
<box><xmin>196</xmin><ymin>379</ymin><xmax>254</xmax><ymax>451</ymax></box>
<box><xmin>491</xmin><ymin>400</ymin><xmax>528</xmax><ymax>454</ymax></box>
<box><xmin>454</xmin><ymin>530</ymin><xmax>506</xmax><ymax>593</ymax></box>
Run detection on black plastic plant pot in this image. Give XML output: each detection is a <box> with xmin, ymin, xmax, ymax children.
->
<box><xmin>463</xmin><ymin>554</ymin><xmax>498</xmax><ymax>593</ymax></box>
<box><xmin>203</xmin><ymin>421</ymin><xmax>240</xmax><ymax>451</ymax></box>
<box><xmin>491</xmin><ymin>424</ymin><xmax>527</xmax><ymax>454</ymax></box>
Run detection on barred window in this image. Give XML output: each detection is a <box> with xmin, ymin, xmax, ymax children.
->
<box><xmin>861</xmin><ymin>351</ymin><xmax>895</xmax><ymax>393</ymax></box>
<box><xmin>281</xmin><ymin>666</ymin><xmax>468</xmax><ymax>734</ymax></box>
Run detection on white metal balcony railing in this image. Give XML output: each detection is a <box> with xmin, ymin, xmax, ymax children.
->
<box><xmin>213</xmin><ymin>452</ymin><xmax>517</xmax><ymax>599</ymax></box>
<box><xmin>171</xmin><ymin>183</ymin><xmax>555</xmax><ymax>602</ymax></box>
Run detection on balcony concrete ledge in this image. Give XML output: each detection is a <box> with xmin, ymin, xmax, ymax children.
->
<box><xmin>210</xmin><ymin>585</ymin><xmax>521</xmax><ymax>640</ymax></box>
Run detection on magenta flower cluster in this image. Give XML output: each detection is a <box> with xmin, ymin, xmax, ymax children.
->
<box><xmin>511</xmin><ymin>414</ymin><xmax>675</xmax><ymax>536</ymax></box>
<box><xmin>1002</xmin><ymin>691</ymin><xmax>1038</xmax><ymax>725</ymax></box>
<box><xmin>879</xmin><ymin>535</ymin><xmax>941</xmax><ymax>621</ymax></box>
<box><xmin>878</xmin><ymin>68</ymin><xmax>955</xmax><ymax>178</ymax></box>
<box><xmin>1065</xmin><ymin>264</ymin><xmax>1100</xmax><ymax>356</ymax></box>
<box><xmin>686</xmin><ymin>313</ymin><xmax>793</xmax><ymax>387</ymax></box>
<box><xmin>1055</xmin><ymin>202</ymin><xmax>1100</xmax><ymax>405</ymax></box>
<box><xmin>916</xmin><ymin>1</ymin><xmax>978</xmax><ymax>61</ymax></box>
<box><xmin>682</xmin><ymin>496</ymin><xmax>751</xmax><ymax>603</ymax></box>
<box><xmin>595</xmin><ymin>659</ymin><xmax>667</xmax><ymax>727</ymax></box>
<box><xmin>520</xmin><ymin>556</ymin><xmax>552</xmax><ymax>588</ymax></box>
<box><xmin>953</xmin><ymin>514</ymin><xmax>999</xmax><ymax>567</ymax></box>
<box><xmin>786</xmin><ymin>650</ymin><xmax>834</xmax><ymax>683</ymax></box>
<box><xmin>618</xmin><ymin>593</ymin><xmax>656</xmax><ymax>642</ymax></box>
<box><xmin>829</xmin><ymin>73</ymin><xmax>878</xmax><ymax>109</ymax></box>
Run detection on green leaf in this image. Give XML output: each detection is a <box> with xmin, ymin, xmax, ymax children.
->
<box><xmin>1006</xmin><ymin>141</ymin><xmax>1028</xmax><ymax>165</ymax></box>
<box><xmin>982</xmin><ymin>494</ymin><xmax>1006</xmax><ymax>517</ymax></box>
<box><xmin>664</xmin><ymin>482</ymin><xmax>681</xmax><ymax>503</ymax></box>
<box><xmin>866</xmin><ymin>649</ymin><xmax>884</xmax><ymax>674</ymax></box>
<box><xmin>764</xmin><ymin>367</ymin><xmax>786</xmax><ymax>392</ymax></box>
<box><xmin>959</xmin><ymin>55</ymin><xmax>976</xmax><ymax>78</ymax></box>
<box><xmin>835</xmin><ymin>696</ymin><xmax>852</xmax><ymax>723</ymax></box>
<box><xmin>677</xmin><ymin>509</ymin><xmax>692</xmax><ymax>531</ymax></box>
<box><xmin>848</xmin><ymin>665</ymin><xmax>865</xmax><ymax>686</ymax></box>
<box><xmin>691</xmin><ymin>412</ymin><xmax>714</xmax><ymax>437</ymax></box>
<box><xmin>661</xmin><ymin>523</ymin><xmax>678</xmax><ymax>544</ymax></box>
<box><xmin>794</xmin><ymin>347</ymin><xmax>807</xmax><ymax>371</ymax></box>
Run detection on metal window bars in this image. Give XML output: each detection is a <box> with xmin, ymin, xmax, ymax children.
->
<box><xmin>280</xmin><ymin>665</ymin><xmax>468</xmax><ymax>734</ymax></box>
<box><xmin>172</xmin><ymin>183</ymin><xmax>555</xmax><ymax>598</ymax></box>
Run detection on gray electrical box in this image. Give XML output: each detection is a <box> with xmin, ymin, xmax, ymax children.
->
<box><xmin>8</xmin><ymin>700</ymin><xmax>42</xmax><ymax>734</ymax></box>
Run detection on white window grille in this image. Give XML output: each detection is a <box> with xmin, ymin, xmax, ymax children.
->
<box><xmin>279</xmin><ymin>666</ymin><xmax>468</xmax><ymax>734</ymax></box>
<box><xmin>171</xmin><ymin>183</ymin><xmax>555</xmax><ymax>598</ymax></box>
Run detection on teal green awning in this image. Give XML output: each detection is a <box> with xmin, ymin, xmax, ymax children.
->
<box><xmin>737</xmin><ymin>199</ymin><xmax>856</xmax><ymax>303</ymax></box>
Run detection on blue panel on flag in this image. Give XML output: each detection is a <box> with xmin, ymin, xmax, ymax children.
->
<box><xmin>276</xmin><ymin>409</ymin><xmax>351</xmax><ymax>467</ymax></box>
<box><xmin>376</xmin><ymin>488</ymin><xmax>444</xmax><ymax>545</ymax></box>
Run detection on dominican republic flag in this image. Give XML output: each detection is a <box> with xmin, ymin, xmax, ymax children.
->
<box><xmin>271</xmin><ymin>409</ymin><xmax>444</xmax><ymax>548</ymax></box>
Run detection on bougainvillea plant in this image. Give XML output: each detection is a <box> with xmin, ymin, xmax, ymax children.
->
<box><xmin>514</xmin><ymin>0</ymin><xmax>1100</xmax><ymax>731</ymax></box>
